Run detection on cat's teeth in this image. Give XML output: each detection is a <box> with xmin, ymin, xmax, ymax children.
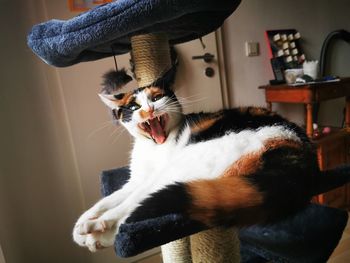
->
<box><xmin>146</xmin><ymin>120</ymin><xmax>150</xmax><ymax>125</ymax></box>
<box><xmin>157</xmin><ymin>116</ymin><xmax>160</xmax><ymax>122</ymax></box>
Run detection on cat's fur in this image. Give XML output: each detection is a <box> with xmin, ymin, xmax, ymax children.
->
<box><xmin>73</xmin><ymin>84</ymin><xmax>346</xmax><ymax>252</ymax></box>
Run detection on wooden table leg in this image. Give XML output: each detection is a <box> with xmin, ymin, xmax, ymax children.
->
<box><xmin>306</xmin><ymin>103</ymin><xmax>313</xmax><ymax>138</ymax></box>
<box><xmin>346</xmin><ymin>96</ymin><xmax>350</xmax><ymax>128</ymax></box>
<box><xmin>267</xmin><ymin>102</ymin><xmax>272</xmax><ymax>112</ymax></box>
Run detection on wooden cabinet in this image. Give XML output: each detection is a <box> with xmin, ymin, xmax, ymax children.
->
<box><xmin>259</xmin><ymin>78</ymin><xmax>350</xmax><ymax>209</ymax></box>
<box><xmin>315</xmin><ymin>129</ymin><xmax>350</xmax><ymax>209</ymax></box>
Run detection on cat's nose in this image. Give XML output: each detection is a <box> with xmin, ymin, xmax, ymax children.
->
<box><xmin>144</xmin><ymin>105</ymin><xmax>154</xmax><ymax>114</ymax></box>
<box><xmin>140</xmin><ymin>106</ymin><xmax>154</xmax><ymax>119</ymax></box>
<box><xmin>148</xmin><ymin>107</ymin><xmax>155</xmax><ymax>118</ymax></box>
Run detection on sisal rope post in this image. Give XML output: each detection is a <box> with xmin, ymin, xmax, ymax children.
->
<box><xmin>161</xmin><ymin>237</ymin><xmax>192</xmax><ymax>263</ymax></box>
<box><xmin>190</xmin><ymin>227</ymin><xmax>240</xmax><ymax>263</ymax></box>
<box><xmin>130</xmin><ymin>33</ymin><xmax>240</xmax><ymax>263</ymax></box>
<box><xmin>131</xmin><ymin>33</ymin><xmax>171</xmax><ymax>87</ymax></box>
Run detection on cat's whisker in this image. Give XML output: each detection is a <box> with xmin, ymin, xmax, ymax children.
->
<box><xmin>158</xmin><ymin>107</ymin><xmax>182</xmax><ymax>114</ymax></box>
<box><xmin>87</xmin><ymin>120</ymin><xmax>115</xmax><ymax>139</ymax></box>
<box><xmin>159</xmin><ymin>103</ymin><xmax>181</xmax><ymax>109</ymax></box>
<box><xmin>175</xmin><ymin>93</ymin><xmax>207</xmax><ymax>101</ymax></box>
<box><xmin>109</xmin><ymin>125</ymin><xmax>124</xmax><ymax>138</ymax></box>
<box><xmin>111</xmin><ymin>129</ymin><xmax>127</xmax><ymax>144</ymax></box>
<box><xmin>164</xmin><ymin>106</ymin><xmax>183</xmax><ymax>111</ymax></box>
<box><xmin>173</xmin><ymin>97</ymin><xmax>208</xmax><ymax>109</ymax></box>
<box><xmin>177</xmin><ymin>97</ymin><xmax>208</xmax><ymax>105</ymax></box>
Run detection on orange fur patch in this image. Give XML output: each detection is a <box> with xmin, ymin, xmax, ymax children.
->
<box><xmin>264</xmin><ymin>138</ymin><xmax>302</xmax><ymax>151</ymax></box>
<box><xmin>186</xmin><ymin>138</ymin><xmax>302</xmax><ymax>225</ymax></box>
<box><xmin>190</xmin><ymin>113</ymin><xmax>223</xmax><ymax>134</ymax></box>
<box><xmin>187</xmin><ymin>177</ymin><xmax>263</xmax><ymax>225</ymax></box>
<box><xmin>223</xmin><ymin>152</ymin><xmax>263</xmax><ymax>178</ymax></box>
<box><xmin>139</xmin><ymin>109</ymin><xmax>151</xmax><ymax>119</ymax></box>
<box><xmin>114</xmin><ymin>92</ymin><xmax>134</xmax><ymax>120</ymax></box>
<box><xmin>115</xmin><ymin>92</ymin><xmax>134</xmax><ymax>107</ymax></box>
<box><xmin>223</xmin><ymin>139</ymin><xmax>301</xmax><ymax>178</ymax></box>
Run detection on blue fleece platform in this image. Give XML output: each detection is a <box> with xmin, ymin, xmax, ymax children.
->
<box><xmin>27</xmin><ymin>0</ymin><xmax>241</xmax><ymax>67</ymax></box>
<box><xmin>102</xmin><ymin>167</ymin><xmax>348</xmax><ymax>262</ymax></box>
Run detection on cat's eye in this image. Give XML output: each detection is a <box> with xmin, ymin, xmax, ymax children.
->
<box><xmin>126</xmin><ymin>103</ymin><xmax>141</xmax><ymax>111</ymax></box>
<box><xmin>152</xmin><ymin>94</ymin><xmax>164</xmax><ymax>102</ymax></box>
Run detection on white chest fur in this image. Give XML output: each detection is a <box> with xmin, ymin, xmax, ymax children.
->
<box><xmin>129</xmin><ymin>125</ymin><xmax>300</xmax><ymax>187</ymax></box>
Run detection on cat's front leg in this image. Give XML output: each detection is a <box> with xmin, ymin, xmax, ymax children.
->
<box><xmin>73</xmin><ymin>203</ymin><xmax>138</xmax><ymax>252</ymax></box>
<box><xmin>76</xmin><ymin>179</ymin><xmax>157</xmax><ymax>238</ymax></box>
<box><xmin>73</xmin><ymin>173</ymin><xmax>161</xmax><ymax>250</ymax></box>
<box><xmin>73</xmin><ymin>181</ymin><xmax>137</xmax><ymax>247</ymax></box>
<box><xmin>76</xmin><ymin>200</ymin><xmax>137</xmax><ymax>235</ymax></box>
<box><xmin>75</xmin><ymin>180</ymin><xmax>137</xmax><ymax>224</ymax></box>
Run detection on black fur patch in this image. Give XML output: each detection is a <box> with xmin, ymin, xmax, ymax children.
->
<box><xmin>126</xmin><ymin>183</ymin><xmax>191</xmax><ymax>223</ymax></box>
<box><xmin>151</xmin><ymin>66</ymin><xmax>177</xmax><ymax>90</ymax></box>
<box><xmin>162</xmin><ymin>88</ymin><xmax>178</xmax><ymax>104</ymax></box>
<box><xmin>111</xmin><ymin>109</ymin><xmax>120</xmax><ymax>120</ymax></box>
<box><xmin>185</xmin><ymin>108</ymin><xmax>309</xmax><ymax>144</ymax></box>
<box><xmin>247</xmin><ymin>145</ymin><xmax>317</xmax><ymax>222</ymax></box>
<box><xmin>120</xmin><ymin>105</ymin><xmax>135</xmax><ymax>123</ymax></box>
<box><xmin>114</xmin><ymin>93</ymin><xmax>125</xmax><ymax>100</ymax></box>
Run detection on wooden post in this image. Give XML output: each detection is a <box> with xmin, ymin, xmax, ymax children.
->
<box><xmin>306</xmin><ymin>103</ymin><xmax>313</xmax><ymax>138</ymax></box>
<box><xmin>346</xmin><ymin>96</ymin><xmax>350</xmax><ymax>128</ymax></box>
<box><xmin>267</xmin><ymin>102</ymin><xmax>272</xmax><ymax>112</ymax></box>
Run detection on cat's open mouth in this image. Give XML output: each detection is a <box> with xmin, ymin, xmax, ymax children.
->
<box><xmin>138</xmin><ymin>114</ymin><xmax>169</xmax><ymax>144</ymax></box>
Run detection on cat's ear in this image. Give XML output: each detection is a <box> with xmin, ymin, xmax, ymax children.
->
<box><xmin>98</xmin><ymin>93</ymin><xmax>119</xmax><ymax>109</ymax></box>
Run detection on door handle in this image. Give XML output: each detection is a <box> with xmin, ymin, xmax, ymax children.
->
<box><xmin>192</xmin><ymin>53</ymin><xmax>215</xmax><ymax>63</ymax></box>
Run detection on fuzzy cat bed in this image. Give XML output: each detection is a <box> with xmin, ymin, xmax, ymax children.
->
<box><xmin>102</xmin><ymin>167</ymin><xmax>348</xmax><ymax>262</ymax></box>
<box><xmin>27</xmin><ymin>0</ymin><xmax>241</xmax><ymax>67</ymax></box>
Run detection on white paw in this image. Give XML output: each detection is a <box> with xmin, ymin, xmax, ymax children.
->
<box><xmin>76</xmin><ymin>218</ymin><xmax>116</xmax><ymax>235</ymax></box>
<box><xmin>76</xmin><ymin>205</ymin><xmax>105</xmax><ymax>225</ymax></box>
<box><xmin>73</xmin><ymin>221</ymin><xmax>117</xmax><ymax>251</ymax></box>
<box><xmin>72</xmin><ymin>207</ymin><xmax>105</xmax><ymax>247</ymax></box>
<box><xmin>85</xmin><ymin>231</ymin><xmax>117</xmax><ymax>252</ymax></box>
<box><xmin>72</xmin><ymin>197</ymin><xmax>134</xmax><ymax>251</ymax></box>
<box><xmin>73</xmin><ymin>226</ymin><xmax>87</xmax><ymax>247</ymax></box>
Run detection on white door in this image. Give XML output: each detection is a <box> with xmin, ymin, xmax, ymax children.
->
<box><xmin>0</xmin><ymin>1</ymin><xmax>227</xmax><ymax>263</ymax></box>
<box><xmin>175</xmin><ymin>32</ymin><xmax>226</xmax><ymax>114</ymax></box>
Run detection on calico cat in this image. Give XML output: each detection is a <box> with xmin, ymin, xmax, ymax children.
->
<box><xmin>73</xmin><ymin>76</ymin><xmax>350</xmax><ymax>252</ymax></box>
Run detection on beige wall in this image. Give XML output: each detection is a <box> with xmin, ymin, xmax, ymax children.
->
<box><xmin>0</xmin><ymin>1</ymin><xmax>139</xmax><ymax>262</ymax></box>
<box><xmin>223</xmin><ymin>0</ymin><xmax>350</xmax><ymax>126</ymax></box>
<box><xmin>0</xmin><ymin>0</ymin><xmax>88</xmax><ymax>262</ymax></box>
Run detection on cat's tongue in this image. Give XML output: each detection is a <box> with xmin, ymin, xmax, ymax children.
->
<box><xmin>149</xmin><ymin>118</ymin><xmax>166</xmax><ymax>144</ymax></box>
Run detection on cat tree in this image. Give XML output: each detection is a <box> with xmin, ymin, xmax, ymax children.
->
<box><xmin>27</xmin><ymin>0</ymin><xmax>349</xmax><ymax>262</ymax></box>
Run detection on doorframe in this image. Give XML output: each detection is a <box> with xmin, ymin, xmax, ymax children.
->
<box><xmin>215</xmin><ymin>28</ymin><xmax>232</xmax><ymax>109</ymax></box>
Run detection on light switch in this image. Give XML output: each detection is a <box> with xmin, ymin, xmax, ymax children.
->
<box><xmin>245</xmin><ymin>42</ymin><xmax>260</xmax><ymax>57</ymax></box>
